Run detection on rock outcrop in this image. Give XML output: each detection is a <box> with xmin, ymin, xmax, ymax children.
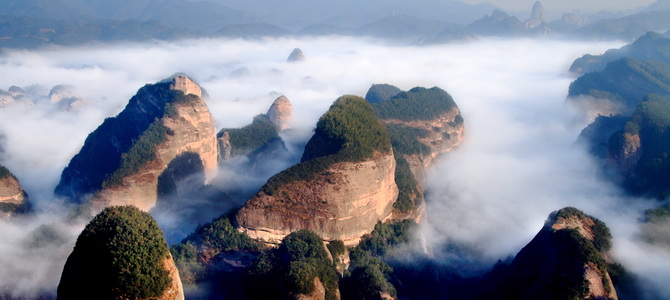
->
<box><xmin>524</xmin><ymin>1</ymin><xmax>545</xmax><ymax>29</ymax></box>
<box><xmin>491</xmin><ymin>207</ymin><xmax>618</xmax><ymax>300</ymax></box>
<box><xmin>287</xmin><ymin>48</ymin><xmax>305</xmax><ymax>62</ymax></box>
<box><xmin>237</xmin><ymin>96</ymin><xmax>397</xmax><ymax>245</ymax></box>
<box><xmin>0</xmin><ymin>165</ymin><xmax>29</xmax><ymax>219</ymax></box>
<box><xmin>367</xmin><ymin>86</ymin><xmax>463</xmax><ymax>221</ymax></box>
<box><xmin>58</xmin><ymin>205</ymin><xmax>184</xmax><ymax>300</ymax></box>
<box><xmin>55</xmin><ymin>75</ymin><xmax>217</xmax><ymax>211</ymax></box>
<box><xmin>266</xmin><ymin>95</ymin><xmax>293</xmax><ymax>130</ymax></box>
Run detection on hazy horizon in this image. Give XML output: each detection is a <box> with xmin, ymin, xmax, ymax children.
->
<box><xmin>461</xmin><ymin>0</ymin><xmax>657</xmax><ymax>13</ymax></box>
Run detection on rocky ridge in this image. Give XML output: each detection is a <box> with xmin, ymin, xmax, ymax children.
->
<box><xmin>266</xmin><ymin>95</ymin><xmax>293</xmax><ymax>130</ymax></box>
<box><xmin>0</xmin><ymin>166</ymin><xmax>29</xmax><ymax>219</ymax></box>
<box><xmin>55</xmin><ymin>75</ymin><xmax>217</xmax><ymax>212</ymax></box>
<box><xmin>494</xmin><ymin>207</ymin><xmax>618</xmax><ymax>300</ymax></box>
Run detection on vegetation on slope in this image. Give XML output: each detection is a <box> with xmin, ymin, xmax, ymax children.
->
<box><xmin>170</xmin><ymin>212</ymin><xmax>263</xmax><ymax>283</ymax></box>
<box><xmin>0</xmin><ymin>164</ymin><xmax>15</xmax><ymax>180</ymax></box>
<box><xmin>611</xmin><ymin>94</ymin><xmax>670</xmax><ymax>196</ymax></box>
<box><xmin>341</xmin><ymin>220</ymin><xmax>416</xmax><ymax>299</ymax></box>
<box><xmin>372</xmin><ymin>86</ymin><xmax>457</xmax><ymax>121</ymax></box>
<box><xmin>57</xmin><ymin>205</ymin><xmax>171</xmax><ymax>299</ymax></box>
<box><xmin>392</xmin><ymin>155</ymin><xmax>422</xmax><ymax>212</ymax></box>
<box><xmin>568</xmin><ymin>58</ymin><xmax>670</xmax><ymax>113</ymax></box>
<box><xmin>570</xmin><ymin>31</ymin><xmax>670</xmax><ymax>74</ymax></box>
<box><xmin>246</xmin><ymin>230</ymin><xmax>340</xmax><ymax>299</ymax></box>
<box><xmin>56</xmin><ymin>79</ymin><xmax>197</xmax><ymax>196</ymax></box>
<box><xmin>487</xmin><ymin>207</ymin><xmax>615</xmax><ymax>299</ymax></box>
<box><xmin>365</xmin><ymin>83</ymin><xmax>402</xmax><ymax>103</ymax></box>
<box><xmin>102</xmin><ymin>119</ymin><xmax>172</xmax><ymax>188</ymax></box>
<box><xmin>218</xmin><ymin>115</ymin><xmax>279</xmax><ymax>156</ymax></box>
<box><xmin>262</xmin><ymin>95</ymin><xmax>391</xmax><ymax>195</ymax></box>
<box><xmin>385</xmin><ymin>124</ymin><xmax>431</xmax><ymax>156</ymax></box>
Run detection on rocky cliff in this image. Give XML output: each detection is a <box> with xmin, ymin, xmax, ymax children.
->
<box><xmin>266</xmin><ymin>95</ymin><xmax>293</xmax><ymax>130</ymax></box>
<box><xmin>217</xmin><ymin>97</ymin><xmax>289</xmax><ymax>160</ymax></box>
<box><xmin>55</xmin><ymin>75</ymin><xmax>217</xmax><ymax>211</ymax></box>
<box><xmin>491</xmin><ymin>207</ymin><xmax>618</xmax><ymax>300</ymax></box>
<box><xmin>58</xmin><ymin>205</ymin><xmax>184</xmax><ymax>300</ymax></box>
<box><xmin>367</xmin><ymin>86</ymin><xmax>463</xmax><ymax>220</ymax></box>
<box><xmin>0</xmin><ymin>165</ymin><xmax>29</xmax><ymax>219</ymax></box>
<box><xmin>237</xmin><ymin>96</ymin><xmax>397</xmax><ymax>245</ymax></box>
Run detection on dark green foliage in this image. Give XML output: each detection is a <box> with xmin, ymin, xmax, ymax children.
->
<box><xmin>0</xmin><ymin>165</ymin><xmax>15</xmax><ymax>180</ymax></box>
<box><xmin>327</xmin><ymin>240</ymin><xmax>345</xmax><ymax>257</ymax></box>
<box><xmin>102</xmin><ymin>119</ymin><xmax>172</xmax><ymax>188</ymax></box>
<box><xmin>262</xmin><ymin>96</ymin><xmax>391</xmax><ymax>195</ymax></box>
<box><xmin>611</xmin><ymin>95</ymin><xmax>670</xmax><ymax>196</ymax></box>
<box><xmin>372</xmin><ymin>86</ymin><xmax>457</xmax><ymax>121</ymax></box>
<box><xmin>218</xmin><ymin>115</ymin><xmax>279</xmax><ymax>156</ymax></box>
<box><xmin>341</xmin><ymin>264</ymin><xmax>397</xmax><ymax>300</ymax></box>
<box><xmin>570</xmin><ymin>32</ymin><xmax>670</xmax><ymax>74</ymax></box>
<box><xmin>645</xmin><ymin>204</ymin><xmax>670</xmax><ymax>222</ymax></box>
<box><xmin>393</xmin><ymin>155</ymin><xmax>422</xmax><ymax>213</ymax></box>
<box><xmin>185</xmin><ymin>214</ymin><xmax>262</xmax><ymax>253</ymax></box>
<box><xmin>57</xmin><ymin>205</ymin><xmax>171</xmax><ymax>299</ymax></box>
<box><xmin>341</xmin><ymin>220</ymin><xmax>416</xmax><ymax>299</ymax></box>
<box><xmin>170</xmin><ymin>241</ymin><xmax>203</xmax><ymax>283</ymax></box>
<box><xmin>170</xmin><ymin>212</ymin><xmax>263</xmax><ymax>284</ymax></box>
<box><xmin>246</xmin><ymin>230</ymin><xmax>340</xmax><ymax>299</ymax></box>
<box><xmin>358</xmin><ymin>220</ymin><xmax>415</xmax><ymax>257</ymax></box>
<box><xmin>568</xmin><ymin>58</ymin><xmax>670</xmax><ymax>113</ymax></box>
<box><xmin>365</xmin><ymin>83</ymin><xmax>402</xmax><ymax>103</ymax></box>
<box><xmin>386</xmin><ymin>124</ymin><xmax>431</xmax><ymax>155</ymax></box>
<box><xmin>56</xmin><ymin>79</ymin><xmax>196</xmax><ymax>200</ymax></box>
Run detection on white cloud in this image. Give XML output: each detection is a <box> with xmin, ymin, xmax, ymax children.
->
<box><xmin>1</xmin><ymin>36</ymin><xmax>667</xmax><ymax>298</ymax></box>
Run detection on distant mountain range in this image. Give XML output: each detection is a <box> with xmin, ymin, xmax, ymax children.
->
<box><xmin>1</xmin><ymin>0</ymin><xmax>670</xmax><ymax>48</ymax></box>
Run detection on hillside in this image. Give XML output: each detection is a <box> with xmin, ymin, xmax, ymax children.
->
<box><xmin>568</xmin><ymin>58</ymin><xmax>670</xmax><ymax>117</ymax></box>
<box><xmin>237</xmin><ymin>95</ymin><xmax>397</xmax><ymax>245</ymax></box>
<box><xmin>368</xmin><ymin>85</ymin><xmax>464</xmax><ymax>215</ymax></box>
<box><xmin>485</xmin><ymin>207</ymin><xmax>619</xmax><ymax>300</ymax></box>
<box><xmin>57</xmin><ymin>205</ymin><xmax>183</xmax><ymax>299</ymax></box>
<box><xmin>55</xmin><ymin>75</ymin><xmax>217</xmax><ymax>211</ymax></box>
<box><xmin>570</xmin><ymin>32</ymin><xmax>670</xmax><ymax>74</ymax></box>
<box><xmin>608</xmin><ymin>94</ymin><xmax>670</xmax><ymax>197</ymax></box>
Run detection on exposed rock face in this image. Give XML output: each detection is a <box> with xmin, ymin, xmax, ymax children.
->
<box><xmin>55</xmin><ymin>75</ymin><xmax>217</xmax><ymax>212</ymax></box>
<box><xmin>238</xmin><ymin>153</ymin><xmax>397</xmax><ymax>245</ymax></box>
<box><xmin>386</xmin><ymin>106</ymin><xmax>464</xmax><ymax>183</ymax></box>
<box><xmin>0</xmin><ymin>167</ymin><xmax>29</xmax><ymax>219</ymax></box>
<box><xmin>296</xmin><ymin>278</ymin><xmax>327</xmax><ymax>300</ymax></box>
<box><xmin>608</xmin><ymin>131</ymin><xmax>642</xmax><ymax>174</ymax></box>
<box><xmin>237</xmin><ymin>96</ymin><xmax>397</xmax><ymax>246</ymax></box>
<box><xmin>493</xmin><ymin>207</ymin><xmax>618</xmax><ymax>300</ymax></box>
<box><xmin>217</xmin><ymin>131</ymin><xmax>232</xmax><ymax>160</ymax></box>
<box><xmin>266</xmin><ymin>95</ymin><xmax>293</xmax><ymax>130</ymax></box>
<box><xmin>288</xmin><ymin>48</ymin><xmax>305</xmax><ymax>62</ymax></box>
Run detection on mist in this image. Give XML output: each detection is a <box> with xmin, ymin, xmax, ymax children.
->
<box><xmin>0</xmin><ymin>36</ymin><xmax>668</xmax><ymax>297</ymax></box>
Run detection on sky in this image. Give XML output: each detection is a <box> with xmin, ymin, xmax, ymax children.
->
<box><xmin>461</xmin><ymin>0</ymin><xmax>656</xmax><ymax>13</ymax></box>
<box><xmin>0</xmin><ymin>36</ymin><xmax>669</xmax><ymax>298</ymax></box>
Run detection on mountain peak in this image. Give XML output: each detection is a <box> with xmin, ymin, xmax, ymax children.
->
<box><xmin>168</xmin><ymin>75</ymin><xmax>202</xmax><ymax>98</ymax></box>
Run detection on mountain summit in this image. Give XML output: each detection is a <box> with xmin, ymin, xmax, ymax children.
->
<box><xmin>55</xmin><ymin>75</ymin><xmax>217</xmax><ymax>211</ymax></box>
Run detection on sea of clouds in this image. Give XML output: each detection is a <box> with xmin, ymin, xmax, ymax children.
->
<box><xmin>0</xmin><ymin>36</ymin><xmax>668</xmax><ymax>298</ymax></box>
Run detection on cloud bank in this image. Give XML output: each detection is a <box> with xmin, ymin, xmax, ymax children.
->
<box><xmin>0</xmin><ymin>36</ymin><xmax>668</xmax><ymax>298</ymax></box>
